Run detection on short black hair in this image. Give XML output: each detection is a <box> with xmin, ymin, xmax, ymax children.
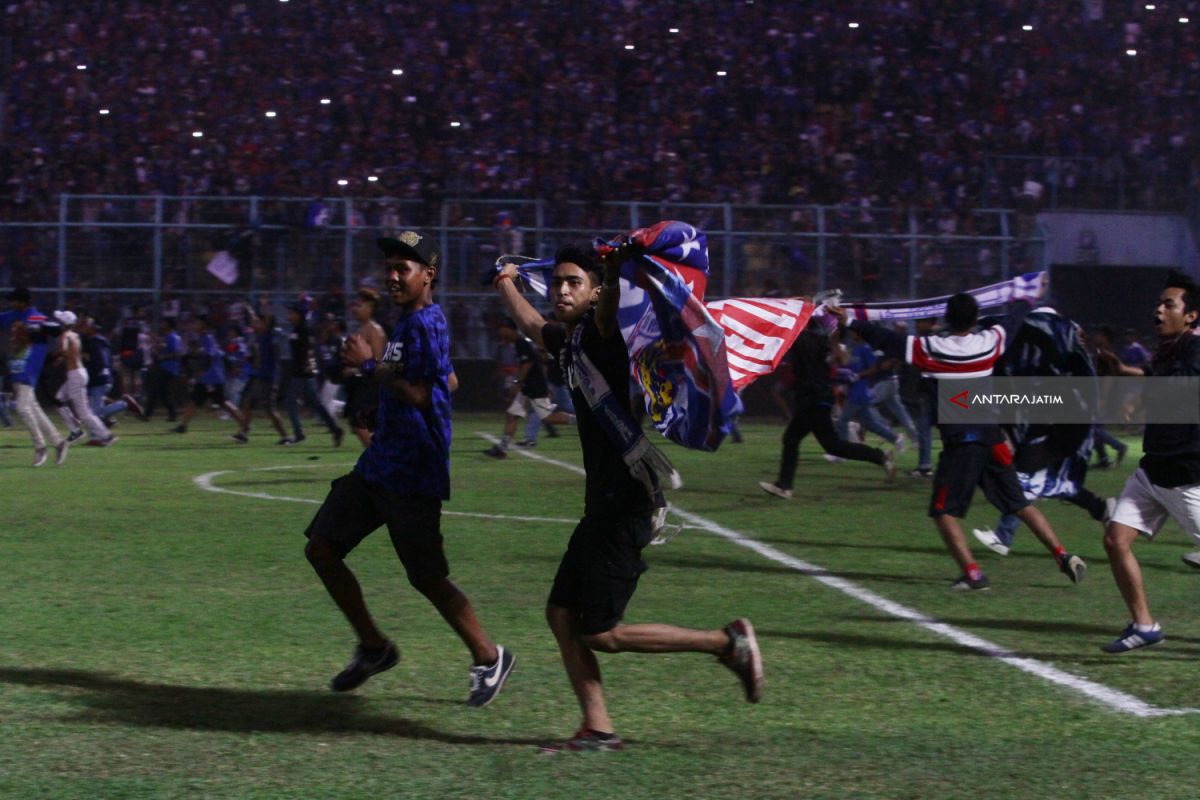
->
<box><xmin>944</xmin><ymin>292</ymin><xmax>978</xmax><ymax>333</ymax></box>
<box><xmin>554</xmin><ymin>244</ymin><xmax>603</xmax><ymax>285</ymax></box>
<box><xmin>1165</xmin><ymin>270</ymin><xmax>1200</xmax><ymax>325</ymax></box>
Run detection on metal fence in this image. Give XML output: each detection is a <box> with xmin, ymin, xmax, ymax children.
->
<box><xmin>1</xmin><ymin>195</ymin><xmax>1045</xmax><ymax>358</ymax></box>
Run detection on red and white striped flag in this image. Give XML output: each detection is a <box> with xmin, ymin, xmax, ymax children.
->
<box><xmin>705</xmin><ymin>297</ymin><xmax>815</xmax><ymax>390</ymax></box>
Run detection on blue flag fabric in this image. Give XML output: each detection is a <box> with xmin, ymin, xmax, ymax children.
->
<box><xmin>498</xmin><ymin>220</ymin><xmax>743</xmax><ymax>451</ymax></box>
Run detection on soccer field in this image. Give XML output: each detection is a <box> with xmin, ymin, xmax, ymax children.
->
<box><xmin>2</xmin><ymin>414</ymin><xmax>1198</xmax><ymax>799</ymax></box>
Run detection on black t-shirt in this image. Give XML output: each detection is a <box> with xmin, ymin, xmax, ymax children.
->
<box><xmin>1141</xmin><ymin>333</ymin><xmax>1200</xmax><ymax>487</ymax></box>
<box><xmin>515</xmin><ymin>335</ymin><xmax>549</xmax><ymax>399</ymax></box>
<box><xmin>788</xmin><ymin>328</ymin><xmax>835</xmax><ymax>405</ymax></box>
<box><xmin>542</xmin><ymin>312</ymin><xmax>658</xmax><ymax>516</ymax></box>
<box><xmin>288</xmin><ymin>324</ymin><xmax>317</xmax><ymax>378</ymax></box>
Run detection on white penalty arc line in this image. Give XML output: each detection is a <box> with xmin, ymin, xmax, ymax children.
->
<box><xmin>477</xmin><ymin>433</ymin><xmax>1200</xmax><ymax>718</ymax></box>
<box><xmin>192</xmin><ymin>463</ymin><xmax>582</xmax><ymax>527</ymax></box>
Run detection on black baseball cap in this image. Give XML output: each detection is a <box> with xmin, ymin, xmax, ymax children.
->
<box><xmin>8</xmin><ymin>286</ymin><xmax>31</xmax><ymax>303</ymax></box>
<box><xmin>377</xmin><ymin>231</ymin><xmax>439</xmax><ymax>268</ymax></box>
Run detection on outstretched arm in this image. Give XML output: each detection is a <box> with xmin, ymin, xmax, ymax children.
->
<box><xmin>493</xmin><ymin>263</ymin><xmax>547</xmax><ymax>347</ymax></box>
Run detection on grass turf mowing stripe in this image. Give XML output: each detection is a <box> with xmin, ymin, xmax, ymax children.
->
<box><xmin>478</xmin><ymin>433</ymin><xmax>1200</xmax><ymax>719</ymax></box>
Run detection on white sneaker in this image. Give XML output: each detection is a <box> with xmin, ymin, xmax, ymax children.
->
<box><xmin>895</xmin><ymin>433</ymin><xmax>908</xmax><ymax>455</ymax></box>
<box><xmin>1181</xmin><ymin>551</ymin><xmax>1200</xmax><ymax>570</ymax></box>
<box><xmin>54</xmin><ymin>439</ymin><xmax>70</xmax><ymax>465</ymax></box>
<box><xmin>33</xmin><ymin>448</ymin><xmax>48</xmax><ymax>468</ymax></box>
<box><xmin>972</xmin><ymin>527</ymin><xmax>1010</xmax><ymax>556</ymax></box>
<box><xmin>823</xmin><ymin>454</ymin><xmax>844</xmax><ymax>463</ymax></box>
<box><xmin>758</xmin><ymin>481</ymin><xmax>793</xmax><ymax>500</ymax></box>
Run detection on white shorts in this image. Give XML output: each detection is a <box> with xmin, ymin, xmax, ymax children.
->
<box><xmin>1110</xmin><ymin>467</ymin><xmax>1200</xmax><ymax>545</ymax></box>
<box><xmin>506</xmin><ymin>394</ymin><xmax>556</xmax><ymax>420</ymax></box>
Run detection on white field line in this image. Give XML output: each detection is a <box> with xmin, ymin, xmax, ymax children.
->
<box><xmin>192</xmin><ymin>463</ymin><xmax>580</xmax><ymax>526</ymax></box>
<box><xmin>477</xmin><ymin>433</ymin><xmax>1200</xmax><ymax>718</ymax></box>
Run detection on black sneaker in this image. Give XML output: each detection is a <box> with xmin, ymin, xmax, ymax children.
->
<box><xmin>483</xmin><ymin>445</ymin><xmax>507</xmax><ymax>459</ymax></box>
<box><xmin>540</xmin><ymin>728</ymin><xmax>625</xmax><ymax>754</ymax></box>
<box><xmin>171</xmin><ymin>424</ymin><xmax>187</xmax><ymax>434</ymax></box>
<box><xmin>1058</xmin><ymin>553</ymin><xmax>1087</xmax><ymax>584</ymax></box>
<box><xmin>66</xmin><ymin>429</ymin><xmax>84</xmax><ymax>443</ymax></box>
<box><xmin>950</xmin><ymin>573</ymin><xmax>990</xmax><ymax>591</ymax></box>
<box><xmin>330</xmin><ymin>641</ymin><xmax>400</xmax><ymax>692</ymax></box>
<box><xmin>466</xmin><ymin>644</ymin><xmax>515</xmax><ymax>707</ymax></box>
<box><xmin>720</xmin><ymin>618</ymin><xmax>763</xmax><ymax>703</ymax></box>
<box><xmin>288</xmin><ymin>434</ymin><xmax>306</xmax><ymax>446</ymax></box>
<box><xmin>230</xmin><ymin>432</ymin><xmax>249</xmax><ymax>444</ymax></box>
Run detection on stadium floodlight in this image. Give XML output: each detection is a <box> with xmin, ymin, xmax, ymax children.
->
<box><xmin>1126</xmin><ymin>48</ymin><xmax>1138</xmax><ymax>56</ymax></box>
<box><xmin>265</xmin><ymin>111</ymin><xmax>277</xmax><ymax>118</ymax></box>
<box><xmin>367</xmin><ymin>176</ymin><xmax>379</xmax><ymax>183</ymax></box>
<box><xmin>337</xmin><ymin>179</ymin><xmax>348</xmax><ymax>186</ymax></box>
<box><xmin>716</xmin><ymin>70</ymin><xmax>727</xmax><ymax>76</ymax></box>
<box><xmin>624</xmin><ymin>44</ymin><xmax>635</xmax><ymax>50</ymax></box>
<box><xmin>404</xmin><ymin>95</ymin><xmax>417</xmax><ymax>103</ymax></box>
<box><xmin>668</xmin><ymin>28</ymin><xmax>680</xmax><ymax>33</ymax></box>
<box><xmin>99</xmin><ymin>109</ymin><xmax>110</xmax><ymax>115</ymax></box>
<box><xmin>1022</xmin><ymin>24</ymin><xmax>1033</xmax><ymax>31</ymax></box>
<box><xmin>848</xmin><ymin>22</ymin><xmax>859</xmax><ymax>28</ymax></box>
<box><xmin>192</xmin><ymin>131</ymin><xmax>203</xmax><ymax>138</ymax></box>
<box><xmin>77</xmin><ymin>64</ymin><xmax>87</xmax><ymax>70</ymax></box>
<box><xmin>450</xmin><ymin>121</ymin><xmax>462</xmax><ymax>128</ymax></box>
<box><xmin>392</xmin><ymin>68</ymin><xmax>404</xmax><ymax>76</ymax></box>
<box><xmin>1146</xmin><ymin>4</ymin><xmax>1156</xmax><ymax>9</ymax></box>
<box><xmin>1182</xmin><ymin>17</ymin><xmax>1191</xmax><ymax>23</ymax></box>
<box><xmin>320</xmin><ymin>98</ymin><xmax>331</xmax><ymax>105</ymax></box>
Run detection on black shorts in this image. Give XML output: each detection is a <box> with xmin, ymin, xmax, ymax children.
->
<box><xmin>241</xmin><ymin>376</ymin><xmax>276</xmax><ymax>410</ymax></box>
<box><xmin>928</xmin><ymin>441</ymin><xmax>1029</xmax><ymax>519</ymax></box>
<box><xmin>191</xmin><ymin>382</ymin><xmax>226</xmax><ymax>407</ymax></box>
<box><xmin>548</xmin><ymin>513</ymin><xmax>654</xmax><ymax>636</ymax></box>
<box><xmin>304</xmin><ymin>471</ymin><xmax>448</xmax><ymax>585</ymax></box>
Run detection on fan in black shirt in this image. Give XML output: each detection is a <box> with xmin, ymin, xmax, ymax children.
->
<box><xmin>491</xmin><ymin>243</ymin><xmax>763</xmax><ymax>752</ymax></box>
<box><xmin>1096</xmin><ymin>271</ymin><xmax>1200</xmax><ymax>653</ymax></box>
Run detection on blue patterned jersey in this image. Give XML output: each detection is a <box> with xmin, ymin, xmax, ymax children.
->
<box><xmin>354</xmin><ymin>304</ymin><xmax>453</xmax><ymax>499</ymax></box>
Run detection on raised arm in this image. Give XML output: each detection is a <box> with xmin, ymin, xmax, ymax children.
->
<box><xmin>493</xmin><ymin>262</ymin><xmax>548</xmax><ymax>347</ymax></box>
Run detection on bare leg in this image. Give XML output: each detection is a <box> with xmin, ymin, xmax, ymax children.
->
<box><xmin>547</xmin><ymin>604</ymin><xmax>613</xmax><ymax>734</ymax></box>
<box><xmin>934</xmin><ymin>514</ymin><xmax>976</xmax><ymax>571</ymax></box>
<box><xmin>414</xmin><ymin>577</ymin><xmax>498</xmax><ymax>665</ymax></box>
<box><xmin>305</xmin><ymin>537</ymin><xmax>388</xmax><ymax>649</ymax></box>
<box><xmin>1015</xmin><ymin>504</ymin><xmax>1066</xmax><ymax>554</ymax></box>
<box><xmin>1103</xmin><ymin>522</ymin><xmax>1154</xmax><ymax>625</ymax></box>
<box><xmin>581</xmin><ymin>623</ymin><xmax>728</xmax><ymax>655</ymax></box>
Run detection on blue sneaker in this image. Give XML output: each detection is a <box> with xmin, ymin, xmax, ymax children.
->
<box><xmin>467</xmin><ymin>645</ymin><xmax>515</xmax><ymax>707</ymax></box>
<box><xmin>1102</xmin><ymin>622</ymin><xmax>1164</xmax><ymax>653</ymax></box>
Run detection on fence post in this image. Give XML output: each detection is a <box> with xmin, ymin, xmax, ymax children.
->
<box><xmin>816</xmin><ymin>205</ymin><xmax>827</xmax><ymax>292</ymax></box>
<box><xmin>534</xmin><ymin>199</ymin><xmax>545</xmax><ymax>259</ymax></box>
<box><xmin>1000</xmin><ymin>210</ymin><xmax>1011</xmax><ymax>280</ymax></box>
<box><xmin>907</xmin><ymin>206</ymin><xmax>919</xmax><ymax>298</ymax></box>
<box><xmin>722</xmin><ymin>203</ymin><xmax>734</xmax><ymax>298</ymax></box>
<box><xmin>57</xmin><ymin>194</ymin><xmax>68</xmax><ymax>307</ymax></box>
<box><xmin>344</xmin><ymin>198</ymin><xmax>355</xmax><ymax>304</ymax></box>
<box><xmin>152</xmin><ymin>194</ymin><xmax>164</xmax><ymax>322</ymax></box>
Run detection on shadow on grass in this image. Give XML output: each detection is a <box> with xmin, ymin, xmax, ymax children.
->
<box><xmin>0</xmin><ymin>667</ymin><xmax>545</xmax><ymax>745</ymax></box>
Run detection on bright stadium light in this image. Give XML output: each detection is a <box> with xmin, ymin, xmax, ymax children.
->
<box><xmin>392</xmin><ymin>68</ymin><xmax>404</xmax><ymax>76</ymax></box>
<box><xmin>1146</xmin><ymin>3</ymin><xmax>1156</xmax><ymax>9</ymax></box>
<box><xmin>265</xmin><ymin>111</ymin><xmax>277</xmax><ymax>118</ymax></box>
<box><xmin>337</xmin><ymin>179</ymin><xmax>348</xmax><ymax>186</ymax></box>
<box><xmin>848</xmin><ymin>22</ymin><xmax>859</xmax><ymax>28</ymax></box>
<box><xmin>1182</xmin><ymin>17</ymin><xmax>1191</xmax><ymax>23</ymax></box>
<box><xmin>1022</xmin><ymin>24</ymin><xmax>1033</xmax><ymax>31</ymax></box>
<box><xmin>99</xmin><ymin>108</ymin><xmax>110</xmax><ymax>115</ymax></box>
<box><xmin>668</xmin><ymin>27</ymin><xmax>680</xmax><ymax>33</ymax></box>
<box><xmin>320</xmin><ymin>98</ymin><xmax>331</xmax><ymax>105</ymax></box>
<box><xmin>624</xmin><ymin>44</ymin><xmax>635</xmax><ymax>50</ymax></box>
<box><xmin>1126</xmin><ymin>48</ymin><xmax>1138</xmax><ymax>56</ymax></box>
<box><xmin>367</xmin><ymin>176</ymin><xmax>379</xmax><ymax>183</ymax></box>
<box><xmin>192</xmin><ymin>131</ymin><xmax>203</xmax><ymax>138</ymax></box>
<box><xmin>77</xmin><ymin>64</ymin><xmax>87</xmax><ymax>70</ymax></box>
<box><xmin>404</xmin><ymin>95</ymin><xmax>417</xmax><ymax>103</ymax></box>
<box><xmin>450</xmin><ymin>121</ymin><xmax>462</xmax><ymax>128</ymax></box>
<box><xmin>716</xmin><ymin>70</ymin><xmax>727</xmax><ymax>76</ymax></box>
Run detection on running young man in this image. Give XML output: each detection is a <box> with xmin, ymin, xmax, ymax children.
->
<box><xmin>831</xmin><ymin>294</ymin><xmax>1087</xmax><ymax>590</ymax></box>
<box><xmin>304</xmin><ymin>231</ymin><xmax>514</xmax><ymax>706</ymax></box>
<box><xmin>1095</xmin><ymin>272</ymin><xmax>1200</xmax><ymax>652</ymax></box>
<box><xmin>493</xmin><ymin>244</ymin><xmax>762</xmax><ymax>752</ymax></box>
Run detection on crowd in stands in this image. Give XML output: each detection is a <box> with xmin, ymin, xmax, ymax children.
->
<box><xmin>4</xmin><ymin>0</ymin><xmax>1199</xmax><ymax>229</ymax></box>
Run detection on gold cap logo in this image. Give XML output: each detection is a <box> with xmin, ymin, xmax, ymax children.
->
<box><xmin>399</xmin><ymin>231</ymin><xmax>421</xmax><ymax>246</ymax></box>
